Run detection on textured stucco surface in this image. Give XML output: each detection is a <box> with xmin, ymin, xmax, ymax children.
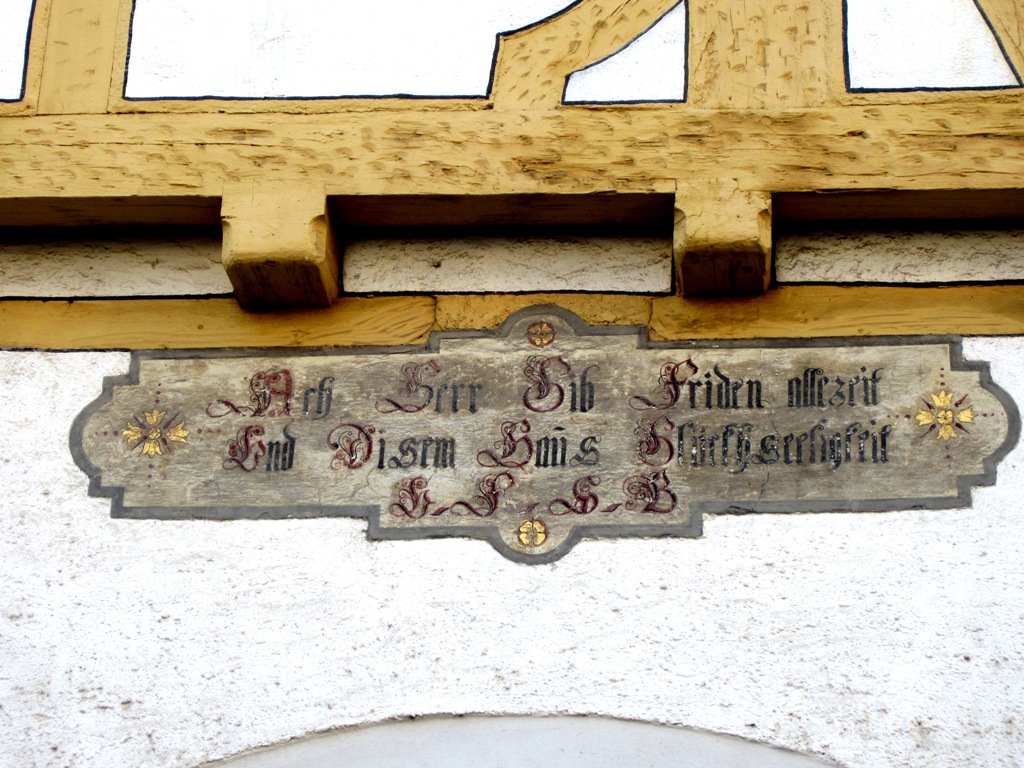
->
<box><xmin>776</xmin><ymin>227</ymin><xmax>1024</xmax><ymax>284</ymax></box>
<box><xmin>0</xmin><ymin>230</ymin><xmax>230</xmax><ymax>297</ymax></box>
<box><xmin>1</xmin><ymin>338</ymin><xmax>1023</xmax><ymax>768</ymax></box>
<box><xmin>342</xmin><ymin>236</ymin><xmax>672</xmax><ymax>293</ymax></box>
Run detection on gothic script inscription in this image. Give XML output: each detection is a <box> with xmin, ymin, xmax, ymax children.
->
<box><xmin>72</xmin><ymin>307</ymin><xmax>1019</xmax><ymax>562</ymax></box>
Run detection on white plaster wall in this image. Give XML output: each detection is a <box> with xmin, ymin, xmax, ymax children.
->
<box><xmin>846</xmin><ymin>0</ymin><xmax>1018</xmax><ymax>90</ymax></box>
<box><xmin>124</xmin><ymin>0</ymin><xmax>1024</xmax><ymax>99</ymax></box>
<box><xmin>2</xmin><ymin>338</ymin><xmax>1023</xmax><ymax>768</ymax></box>
<box><xmin>342</xmin><ymin>235</ymin><xmax>671</xmax><ymax>293</ymax></box>
<box><xmin>0</xmin><ymin>0</ymin><xmax>33</xmax><ymax>100</ymax></box>
<box><xmin>0</xmin><ymin>230</ymin><xmax>229</xmax><ymax>297</ymax></box>
<box><xmin>776</xmin><ymin>227</ymin><xmax>1024</xmax><ymax>283</ymax></box>
<box><xmin>125</xmin><ymin>0</ymin><xmax>574</xmax><ymax>98</ymax></box>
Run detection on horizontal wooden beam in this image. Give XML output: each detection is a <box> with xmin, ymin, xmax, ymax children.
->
<box><xmin>0</xmin><ymin>196</ymin><xmax>220</xmax><ymax>227</ymax></box>
<box><xmin>4</xmin><ymin>103</ymin><xmax>1024</xmax><ymax>202</ymax></box>
<box><xmin>0</xmin><ymin>296</ymin><xmax>435</xmax><ymax>349</ymax></box>
<box><xmin>774</xmin><ymin>188</ymin><xmax>1024</xmax><ymax>222</ymax></box>
<box><xmin>1</xmin><ymin>287</ymin><xmax>1021</xmax><ymax>350</ymax></box>
<box><xmin>652</xmin><ymin>285</ymin><xmax>1024</xmax><ymax>339</ymax></box>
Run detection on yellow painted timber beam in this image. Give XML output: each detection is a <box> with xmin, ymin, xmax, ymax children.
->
<box><xmin>5</xmin><ymin>105</ymin><xmax>1024</xmax><ymax>201</ymax></box>
<box><xmin>1</xmin><ymin>287</ymin><xmax>1022</xmax><ymax>350</ymax></box>
<box><xmin>675</xmin><ymin>180</ymin><xmax>772</xmax><ymax>296</ymax></box>
<box><xmin>37</xmin><ymin>0</ymin><xmax>125</xmax><ymax>115</ymax></box>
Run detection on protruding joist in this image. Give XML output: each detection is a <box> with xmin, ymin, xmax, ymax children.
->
<box><xmin>221</xmin><ymin>183</ymin><xmax>339</xmax><ymax>310</ymax></box>
<box><xmin>675</xmin><ymin>181</ymin><xmax>771</xmax><ymax>296</ymax></box>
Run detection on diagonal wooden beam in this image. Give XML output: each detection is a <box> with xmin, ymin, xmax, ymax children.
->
<box><xmin>974</xmin><ymin>0</ymin><xmax>1024</xmax><ymax>84</ymax></box>
<box><xmin>491</xmin><ymin>0</ymin><xmax>681</xmax><ymax>109</ymax></box>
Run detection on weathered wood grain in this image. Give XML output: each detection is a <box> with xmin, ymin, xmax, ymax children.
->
<box><xmin>651</xmin><ymin>285</ymin><xmax>1024</xmax><ymax>339</ymax></box>
<box><xmin>976</xmin><ymin>0</ymin><xmax>1024</xmax><ymax>84</ymax></box>
<box><xmin>435</xmin><ymin>294</ymin><xmax>653</xmax><ymax>329</ymax></box>
<box><xmin>676</xmin><ymin>180</ymin><xmax>771</xmax><ymax>296</ymax></box>
<box><xmin>37</xmin><ymin>0</ymin><xmax>123</xmax><ymax>114</ymax></box>
<box><xmin>221</xmin><ymin>182</ymin><xmax>339</xmax><ymax>309</ymax></box>
<box><xmin>1</xmin><ymin>288</ymin><xmax>1021</xmax><ymax>350</ymax></box>
<box><xmin>0</xmin><ymin>296</ymin><xmax>436</xmax><ymax>349</ymax></box>
<box><xmin>688</xmin><ymin>0</ymin><xmax>836</xmax><ymax>109</ymax></box>
<box><xmin>5</xmin><ymin>105</ymin><xmax>1024</xmax><ymax>203</ymax></box>
<box><xmin>8</xmin><ymin>0</ymin><xmax>1024</xmax><ymax>308</ymax></box>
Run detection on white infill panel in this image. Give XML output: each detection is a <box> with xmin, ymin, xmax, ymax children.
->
<box><xmin>0</xmin><ymin>0</ymin><xmax>34</xmax><ymax>100</ymax></box>
<box><xmin>846</xmin><ymin>0</ymin><xmax>1019</xmax><ymax>90</ymax></box>
<box><xmin>0</xmin><ymin>230</ymin><xmax>231</xmax><ymax>297</ymax></box>
<box><xmin>124</xmin><ymin>0</ymin><xmax>574</xmax><ymax>98</ymax></box>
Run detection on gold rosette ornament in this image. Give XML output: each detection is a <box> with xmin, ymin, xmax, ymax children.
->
<box><xmin>518</xmin><ymin>519</ymin><xmax>547</xmax><ymax>547</ymax></box>
<box><xmin>916</xmin><ymin>390</ymin><xmax>975</xmax><ymax>441</ymax></box>
<box><xmin>123</xmin><ymin>409</ymin><xmax>189</xmax><ymax>457</ymax></box>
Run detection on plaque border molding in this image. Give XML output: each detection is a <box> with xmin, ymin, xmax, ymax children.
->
<box><xmin>70</xmin><ymin>305</ymin><xmax>1022</xmax><ymax>563</ymax></box>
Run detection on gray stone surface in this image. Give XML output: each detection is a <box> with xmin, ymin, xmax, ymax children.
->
<box><xmin>342</xmin><ymin>236</ymin><xmax>671</xmax><ymax>293</ymax></box>
<box><xmin>0</xmin><ymin>229</ymin><xmax>230</xmax><ymax>297</ymax></box>
<box><xmin>776</xmin><ymin>227</ymin><xmax>1024</xmax><ymax>284</ymax></box>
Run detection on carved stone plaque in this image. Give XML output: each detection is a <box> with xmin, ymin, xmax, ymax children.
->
<box><xmin>72</xmin><ymin>306</ymin><xmax>1019</xmax><ymax>562</ymax></box>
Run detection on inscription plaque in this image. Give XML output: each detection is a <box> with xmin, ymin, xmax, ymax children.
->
<box><xmin>72</xmin><ymin>306</ymin><xmax>1020</xmax><ymax>563</ymax></box>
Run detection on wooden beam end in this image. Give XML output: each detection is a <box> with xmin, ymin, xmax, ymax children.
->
<box><xmin>222</xmin><ymin>185</ymin><xmax>339</xmax><ymax>310</ymax></box>
<box><xmin>675</xmin><ymin>186</ymin><xmax>771</xmax><ymax>297</ymax></box>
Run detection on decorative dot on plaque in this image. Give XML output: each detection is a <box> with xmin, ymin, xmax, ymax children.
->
<box><xmin>527</xmin><ymin>321</ymin><xmax>555</xmax><ymax>347</ymax></box>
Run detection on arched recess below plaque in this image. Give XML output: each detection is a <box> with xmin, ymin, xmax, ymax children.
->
<box><xmin>200</xmin><ymin>715</ymin><xmax>841</xmax><ymax>767</ymax></box>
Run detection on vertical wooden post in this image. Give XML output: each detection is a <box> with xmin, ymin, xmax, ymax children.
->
<box><xmin>37</xmin><ymin>0</ymin><xmax>124</xmax><ymax>114</ymax></box>
<box><xmin>679</xmin><ymin>0</ymin><xmax>833</xmax><ymax>294</ymax></box>
<box><xmin>687</xmin><ymin>0</ymin><xmax>835</xmax><ymax>109</ymax></box>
